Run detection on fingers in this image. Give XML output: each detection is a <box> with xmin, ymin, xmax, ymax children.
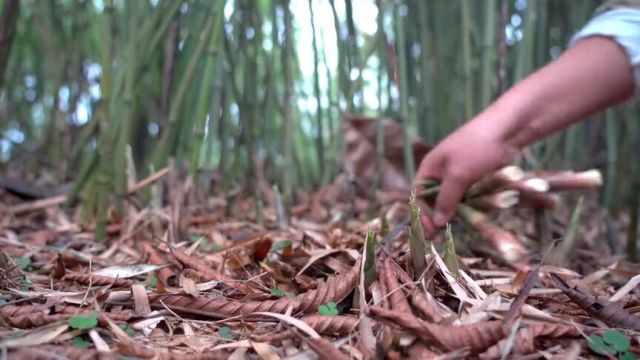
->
<box><xmin>414</xmin><ymin>153</ymin><xmax>441</xmax><ymax>186</ymax></box>
<box><xmin>432</xmin><ymin>176</ymin><xmax>470</xmax><ymax>227</ymax></box>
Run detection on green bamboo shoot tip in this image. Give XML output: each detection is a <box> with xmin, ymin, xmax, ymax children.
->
<box><xmin>380</xmin><ymin>215</ymin><xmax>389</xmax><ymax>237</ymax></box>
<box><xmin>363</xmin><ymin>227</ymin><xmax>377</xmax><ymax>289</ymax></box>
<box><xmin>409</xmin><ymin>191</ymin><xmax>428</xmax><ymax>278</ymax></box>
<box><xmin>443</xmin><ymin>224</ymin><xmax>459</xmax><ymax>274</ymax></box>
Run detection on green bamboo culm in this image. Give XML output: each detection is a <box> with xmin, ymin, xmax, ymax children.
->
<box><xmin>627</xmin><ymin>188</ymin><xmax>640</xmax><ymax>262</ymax></box>
<box><xmin>460</xmin><ymin>0</ymin><xmax>473</xmax><ymax>120</ymax></box>
<box><xmin>308</xmin><ymin>0</ymin><xmax>325</xmax><ymax>186</ymax></box>
<box><xmin>480</xmin><ymin>0</ymin><xmax>497</xmax><ymax>108</ymax></box>
<box><xmin>417</xmin><ymin>0</ymin><xmax>434</xmax><ymax>142</ymax></box>
<box><xmin>112</xmin><ymin>0</ymin><xmax>144</xmax><ymax>216</ymax></box>
<box><xmin>154</xmin><ymin>2</ymin><xmax>220</xmax><ymax>168</ymax></box>
<box><xmin>94</xmin><ymin>0</ymin><xmax>115</xmax><ymax>242</ymax></box>
<box><xmin>190</xmin><ymin>0</ymin><xmax>227</xmax><ymax>179</ymax></box>
<box><xmin>394</xmin><ymin>2</ymin><xmax>415</xmax><ymax>181</ymax></box>
<box><xmin>281</xmin><ymin>0</ymin><xmax>293</xmax><ymax>209</ymax></box>
<box><xmin>603</xmin><ymin>109</ymin><xmax>620</xmax><ymax>253</ymax></box>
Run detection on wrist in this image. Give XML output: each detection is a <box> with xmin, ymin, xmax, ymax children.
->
<box><xmin>469</xmin><ymin>93</ymin><xmax>535</xmax><ymax>152</ymax></box>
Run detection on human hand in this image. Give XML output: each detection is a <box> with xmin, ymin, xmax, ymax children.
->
<box><xmin>414</xmin><ymin>118</ymin><xmax>520</xmax><ymax>227</ymax></box>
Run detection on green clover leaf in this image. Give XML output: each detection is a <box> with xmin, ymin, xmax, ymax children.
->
<box><xmin>588</xmin><ymin>335</ymin><xmax>617</xmax><ymax>356</ymax></box>
<box><xmin>318</xmin><ymin>301</ymin><xmax>338</xmax><ymax>315</ymax></box>
<box><xmin>620</xmin><ymin>351</ymin><xmax>638</xmax><ymax>360</ymax></box>
<box><xmin>68</xmin><ymin>312</ymin><xmax>99</xmax><ymax>330</ymax></box>
<box><xmin>604</xmin><ymin>330</ymin><xmax>630</xmax><ymax>353</ymax></box>
<box><xmin>270</xmin><ymin>288</ymin><xmax>285</xmax><ymax>297</ymax></box>
<box><xmin>72</xmin><ymin>337</ymin><xmax>92</xmax><ymax>348</ymax></box>
<box><xmin>270</xmin><ymin>240</ymin><xmax>291</xmax><ymax>252</ymax></box>
<box><xmin>218</xmin><ymin>326</ymin><xmax>233</xmax><ymax>340</ymax></box>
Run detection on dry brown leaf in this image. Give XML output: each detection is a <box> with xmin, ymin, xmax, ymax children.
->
<box><xmin>172</xmin><ymin>249</ymin><xmax>242</xmax><ymax>290</ymax></box>
<box><xmin>369</xmin><ymin>306</ymin><xmax>506</xmax><ymax>352</ymax></box>
<box><xmin>394</xmin><ymin>263</ymin><xmax>446</xmax><ymax>323</ymax></box>
<box><xmin>0</xmin><ymin>311</ymin><xmax>73</xmax><ymax>329</ymax></box>
<box><xmin>250</xmin><ymin>342</ymin><xmax>280</xmax><ymax>360</ymax></box>
<box><xmin>132</xmin><ymin>283</ymin><xmax>152</xmax><ymax>316</ymax></box>
<box><xmin>0</xmin><ymin>322</ymin><xmax>68</xmax><ymax>348</ymax></box>
<box><xmin>551</xmin><ymin>273</ymin><xmax>640</xmax><ymax>330</ymax></box>
<box><xmin>479</xmin><ymin>323</ymin><xmax>581</xmax><ymax>359</ymax></box>
<box><xmin>504</xmin><ymin>265</ymin><xmax>541</xmax><ymax>328</ymax></box>
<box><xmin>251</xmin><ymin>315</ymin><xmax>360</xmax><ymax>343</ymax></box>
<box><xmin>381</xmin><ymin>254</ymin><xmax>412</xmax><ymax>313</ymax></box>
<box><xmin>63</xmin><ymin>272</ymin><xmax>134</xmax><ymax>287</ymax></box>
<box><xmin>8</xmin><ymin>345</ymin><xmax>117</xmax><ymax>360</ymax></box>
<box><xmin>149</xmin><ymin>258</ymin><xmax>360</xmax><ymax>318</ymax></box>
<box><xmin>104</xmin><ymin>315</ymin><xmax>157</xmax><ymax>359</ymax></box>
<box><xmin>0</xmin><ymin>303</ymin><xmax>132</xmax><ymax>329</ymax></box>
<box><xmin>407</xmin><ymin>341</ymin><xmax>438</xmax><ymax>359</ymax></box>
<box><xmin>303</xmin><ymin>337</ymin><xmax>349</xmax><ymax>360</ymax></box>
<box><xmin>182</xmin><ymin>276</ymin><xmax>199</xmax><ymax>298</ymax></box>
<box><xmin>141</xmin><ymin>242</ymin><xmax>179</xmax><ymax>287</ymax></box>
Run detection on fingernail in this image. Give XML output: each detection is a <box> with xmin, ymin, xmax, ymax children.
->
<box><xmin>433</xmin><ymin>212</ymin><xmax>446</xmax><ymax>227</ymax></box>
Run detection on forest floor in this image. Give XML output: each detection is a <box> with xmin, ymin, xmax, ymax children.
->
<box><xmin>1</xmin><ymin>118</ymin><xmax>640</xmax><ymax>359</ymax></box>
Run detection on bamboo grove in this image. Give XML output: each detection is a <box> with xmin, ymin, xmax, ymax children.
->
<box><xmin>1</xmin><ymin>0</ymin><xmax>639</xmax><ymax>243</ymax></box>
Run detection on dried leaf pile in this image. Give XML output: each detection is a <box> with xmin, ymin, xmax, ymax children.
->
<box><xmin>1</xmin><ymin>117</ymin><xmax>640</xmax><ymax>359</ymax></box>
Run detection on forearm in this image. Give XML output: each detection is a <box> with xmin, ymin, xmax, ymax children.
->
<box><xmin>472</xmin><ymin>36</ymin><xmax>634</xmax><ymax>150</ymax></box>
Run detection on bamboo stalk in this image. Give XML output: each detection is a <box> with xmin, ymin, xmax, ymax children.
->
<box><xmin>549</xmin><ymin>196</ymin><xmax>584</xmax><ymax>266</ymax></box>
<box><xmin>460</xmin><ymin>0</ymin><xmax>473</xmax><ymax>119</ymax></box>
<box><xmin>417</xmin><ymin>0</ymin><xmax>434</xmax><ymax>142</ymax></box>
<box><xmin>281</xmin><ymin>0</ymin><xmax>293</xmax><ymax>208</ymax></box>
<box><xmin>513</xmin><ymin>0</ymin><xmax>536</xmax><ymax>83</ymax></box>
<box><xmin>94</xmin><ymin>0</ymin><xmax>115</xmax><ymax>242</ymax></box>
<box><xmin>628</xmin><ymin>189</ymin><xmax>639</xmax><ymax>262</ymax></box>
<box><xmin>154</xmin><ymin>3</ymin><xmax>219</xmax><ymax>168</ymax></box>
<box><xmin>189</xmin><ymin>0</ymin><xmax>226</xmax><ymax>178</ymax></box>
<box><xmin>113</xmin><ymin>0</ymin><xmax>144</xmax><ymax>216</ymax></box>
<box><xmin>308</xmin><ymin>0</ymin><xmax>324</xmax><ymax>186</ymax></box>
<box><xmin>394</xmin><ymin>3</ymin><xmax>415</xmax><ymax>181</ymax></box>
<box><xmin>0</xmin><ymin>0</ymin><xmax>20</xmax><ymax>90</ymax></box>
<box><xmin>480</xmin><ymin>0</ymin><xmax>496</xmax><ymax>108</ymax></box>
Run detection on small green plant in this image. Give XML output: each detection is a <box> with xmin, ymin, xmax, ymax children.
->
<box><xmin>190</xmin><ymin>235</ymin><xmax>205</xmax><ymax>243</ymax></box>
<box><xmin>72</xmin><ymin>336</ymin><xmax>92</xmax><ymax>348</ymax></box>
<box><xmin>118</xmin><ymin>323</ymin><xmax>135</xmax><ymax>336</ymax></box>
<box><xmin>218</xmin><ymin>326</ymin><xmax>234</xmax><ymax>340</ymax></box>
<box><xmin>190</xmin><ymin>236</ymin><xmax>222</xmax><ymax>252</ymax></box>
<box><xmin>14</xmin><ymin>257</ymin><xmax>32</xmax><ymax>271</ymax></box>
<box><xmin>270</xmin><ymin>240</ymin><xmax>291</xmax><ymax>252</ymax></box>
<box><xmin>68</xmin><ymin>312</ymin><xmax>99</xmax><ymax>330</ymax></box>
<box><xmin>148</xmin><ymin>276</ymin><xmax>158</xmax><ymax>288</ymax></box>
<box><xmin>318</xmin><ymin>301</ymin><xmax>338</xmax><ymax>315</ymax></box>
<box><xmin>588</xmin><ymin>330</ymin><xmax>637</xmax><ymax>359</ymax></box>
<box><xmin>19</xmin><ymin>277</ymin><xmax>33</xmax><ymax>291</ymax></box>
<box><xmin>270</xmin><ymin>288</ymin><xmax>285</xmax><ymax>297</ymax></box>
